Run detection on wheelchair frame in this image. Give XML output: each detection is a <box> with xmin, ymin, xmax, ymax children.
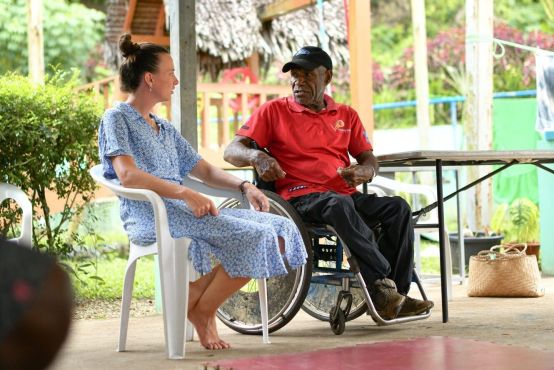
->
<box><xmin>215</xmin><ymin>189</ymin><xmax>431</xmax><ymax>336</ymax></box>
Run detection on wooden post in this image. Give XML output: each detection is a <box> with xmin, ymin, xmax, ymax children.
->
<box><xmin>411</xmin><ymin>0</ymin><xmax>431</xmax><ymax>149</ymax></box>
<box><xmin>27</xmin><ymin>0</ymin><xmax>44</xmax><ymax>83</ymax></box>
<box><xmin>246</xmin><ymin>53</ymin><xmax>260</xmax><ymax>79</ymax></box>
<box><xmin>347</xmin><ymin>0</ymin><xmax>374</xmax><ymax>140</ymax></box>
<box><xmin>169</xmin><ymin>0</ymin><xmax>197</xmax><ymax>149</ymax></box>
<box><xmin>465</xmin><ymin>0</ymin><xmax>493</xmax><ymax>230</ymax></box>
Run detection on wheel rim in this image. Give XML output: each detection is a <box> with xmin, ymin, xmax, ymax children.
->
<box><xmin>215</xmin><ymin>197</ymin><xmax>310</xmax><ymax>333</ymax></box>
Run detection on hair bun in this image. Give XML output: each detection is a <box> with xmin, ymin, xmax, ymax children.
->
<box><xmin>119</xmin><ymin>33</ymin><xmax>141</xmax><ymax>59</ymax></box>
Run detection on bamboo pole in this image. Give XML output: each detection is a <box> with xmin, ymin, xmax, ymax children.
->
<box><xmin>27</xmin><ymin>0</ymin><xmax>44</xmax><ymax>83</ymax></box>
<box><xmin>411</xmin><ymin>0</ymin><xmax>431</xmax><ymax>149</ymax></box>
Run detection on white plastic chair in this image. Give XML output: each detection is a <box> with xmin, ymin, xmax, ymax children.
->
<box><xmin>364</xmin><ymin>175</ymin><xmax>454</xmax><ymax>300</ymax></box>
<box><xmin>0</xmin><ymin>183</ymin><xmax>33</xmax><ymax>247</ymax></box>
<box><xmin>90</xmin><ymin>165</ymin><xmax>269</xmax><ymax>360</ymax></box>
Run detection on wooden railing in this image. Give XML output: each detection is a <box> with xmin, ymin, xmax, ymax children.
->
<box><xmin>77</xmin><ymin>76</ymin><xmax>290</xmax><ymax>166</ymax></box>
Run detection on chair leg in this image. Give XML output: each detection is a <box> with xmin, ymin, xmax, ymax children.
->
<box><xmin>258</xmin><ymin>278</ymin><xmax>270</xmax><ymax>344</ymax></box>
<box><xmin>186</xmin><ymin>265</ymin><xmax>198</xmax><ymax>342</ymax></box>
<box><xmin>118</xmin><ymin>259</ymin><xmax>137</xmax><ymax>352</ymax></box>
<box><xmin>444</xmin><ymin>231</ymin><xmax>453</xmax><ymax>301</ymax></box>
<box><xmin>159</xmin><ymin>238</ymin><xmax>190</xmax><ymax>359</ymax></box>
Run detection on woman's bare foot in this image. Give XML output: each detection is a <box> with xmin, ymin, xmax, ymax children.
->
<box><xmin>188</xmin><ymin>308</ymin><xmax>229</xmax><ymax>350</ymax></box>
<box><xmin>210</xmin><ymin>314</ymin><xmax>230</xmax><ymax>348</ymax></box>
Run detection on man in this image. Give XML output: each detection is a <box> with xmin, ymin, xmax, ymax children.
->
<box><xmin>0</xmin><ymin>239</ymin><xmax>73</xmax><ymax>369</ymax></box>
<box><xmin>224</xmin><ymin>46</ymin><xmax>433</xmax><ymax>320</ymax></box>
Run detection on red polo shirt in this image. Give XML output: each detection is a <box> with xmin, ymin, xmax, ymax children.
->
<box><xmin>237</xmin><ymin>94</ymin><xmax>373</xmax><ymax>200</ymax></box>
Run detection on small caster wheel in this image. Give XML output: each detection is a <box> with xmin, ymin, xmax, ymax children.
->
<box><xmin>329</xmin><ymin>306</ymin><xmax>346</xmax><ymax>335</ymax></box>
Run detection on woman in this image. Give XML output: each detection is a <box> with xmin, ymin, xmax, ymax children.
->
<box><xmin>98</xmin><ymin>34</ymin><xmax>307</xmax><ymax>350</ymax></box>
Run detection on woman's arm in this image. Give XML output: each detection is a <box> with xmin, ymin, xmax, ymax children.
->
<box><xmin>190</xmin><ymin>159</ymin><xmax>269</xmax><ymax>212</ymax></box>
<box><xmin>111</xmin><ymin>155</ymin><xmax>219</xmax><ymax>218</ymax></box>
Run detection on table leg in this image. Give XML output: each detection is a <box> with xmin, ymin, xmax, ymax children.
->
<box><xmin>436</xmin><ymin>160</ymin><xmax>448</xmax><ymax>323</ymax></box>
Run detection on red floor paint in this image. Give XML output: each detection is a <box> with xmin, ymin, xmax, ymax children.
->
<box><xmin>210</xmin><ymin>337</ymin><xmax>554</xmax><ymax>370</ymax></box>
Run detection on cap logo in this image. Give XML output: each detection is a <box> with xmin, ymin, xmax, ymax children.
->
<box><xmin>295</xmin><ymin>49</ymin><xmax>311</xmax><ymax>56</ymax></box>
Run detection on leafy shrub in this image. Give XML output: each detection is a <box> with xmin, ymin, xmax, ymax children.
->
<box><xmin>0</xmin><ymin>71</ymin><xmax>101</xmax><ymax>256</ymax></box>
<box><xmin>389</xmin><ymin>24</ymin><xmax>554</xmax><ymax>95</ymax></box>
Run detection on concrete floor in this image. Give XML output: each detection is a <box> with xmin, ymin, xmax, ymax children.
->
<box><xmin>51</xmin><ymin>277</ymin><xmax>554</xmax><ymax>370</ymax></box>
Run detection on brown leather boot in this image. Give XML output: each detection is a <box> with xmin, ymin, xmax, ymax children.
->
<box><xmin>397</xmin><ymin>296</ymin><xmax>434</xmax><ymax>317</ymax></box>
<box><xmin>371</xmin><ymin>278</ymin><xmax>406</xmax><ymax>320</ymax></box>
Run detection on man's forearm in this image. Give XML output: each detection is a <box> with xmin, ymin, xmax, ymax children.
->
<box><xmin>224</xmin><ymin>138</ymin><xmax>265</xmax><ymax>168</ymax></box>
<box><xmin>356</xmin><ymin>151</ymin><xmax>379</xmax><ymax>176</ymax></box>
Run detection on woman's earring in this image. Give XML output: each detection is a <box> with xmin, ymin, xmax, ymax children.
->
<box><xmin>148</xmin><ymin>84</ymin><xmax>152</xmax><ymax>92</ymax></box>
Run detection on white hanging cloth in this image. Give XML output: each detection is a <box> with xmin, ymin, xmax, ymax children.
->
<box><xmin>536</xmin><ymin>54</ymin><xmax>554</xmax><ymax>133</ymax></box>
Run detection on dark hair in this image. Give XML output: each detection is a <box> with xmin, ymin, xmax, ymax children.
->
<box><xmin>118</xmin><ymin>33</ymin><xmax>170</xmax><ymax>93</ymax></box>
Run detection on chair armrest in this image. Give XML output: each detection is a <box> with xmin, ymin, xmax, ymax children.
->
<box><xmin>0</xmin><ymin>183</ymin><xmax>33</xmax><ymax>247</ymax></box>
<box><xmin>90</xmin><ymin>165</ymin><xmax>170</xmax><ymax>233</ymax></box>
<box><xmin>182</xmin><ymin>176</ymin><xmax>249</xmax><ymax>208</ymax></box>
<box><xmin>368</xmin><ymin>176</ymin><xmax>439</xmax><ymax>224</ymax></box>
<box><xmin>371</xmin><ymin>176</ymin><xmax>437</xmax><ymax>202</ymax></box>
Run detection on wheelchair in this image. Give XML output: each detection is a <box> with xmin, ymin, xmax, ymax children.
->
<box><xmin>215</xmin><ymin>176</ymin><xmax>432</xmax><ymax>336</ymax></box>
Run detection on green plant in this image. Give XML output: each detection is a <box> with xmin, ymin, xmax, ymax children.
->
<box><xmin>0</xmin><ymin>71</ymin><xmax>101</xmax><ymax>256</ymax></box>
<box><xmin>0</xmin><ymin>0</ymin><xmax>105</xmax><ymax>78</ymax></box>
<box><xmin>491</xmin><ymin>198</ymin><xmax>540</xmax><ymax>243</ymax></box>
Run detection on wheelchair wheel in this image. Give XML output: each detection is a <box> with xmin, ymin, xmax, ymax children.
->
<box><xmin>215</xmin><ymin>191</ymin><xmax>313</xmax><ymax>334</ymax></box>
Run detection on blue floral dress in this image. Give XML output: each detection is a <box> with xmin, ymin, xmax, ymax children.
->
<box><xmin>98</xmin><ymin>102</ymin><xmax>307</xmax><ymax>279</ymax></box>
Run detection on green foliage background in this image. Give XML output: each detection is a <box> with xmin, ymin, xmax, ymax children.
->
<box><xmin>0</xmin><ymin>0</ymin><xmax>105</xmax><ymax>78</ymax></box>
<box><xmin>0</xmin><ymin>72</ymin><xmax>101</xmax><ymax>255</ymax></box>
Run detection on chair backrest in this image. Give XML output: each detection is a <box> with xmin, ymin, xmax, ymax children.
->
<box><xmin>0</xmin><ymin>183</ymin><xmax>33</xmax><ymax>247</ymax></box>
<box><xmin>365</xmin><ymin>176</ymin><xmax>439</xmax><ymax>224</ymax></box>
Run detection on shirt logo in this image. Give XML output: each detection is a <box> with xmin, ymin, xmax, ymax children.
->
<box><xmin>334</xmin><ymin>120</ymin><xmax>351</xmax><ymax>133</ymax></box>
<box><xmin>240</xmin><ymin>124</ymin><xmax>250</xmax><ymax>130</ymax></box>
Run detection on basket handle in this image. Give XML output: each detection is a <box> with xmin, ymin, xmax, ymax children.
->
<box><xmin>489</xmin><ymin>243</ymin><xmax>527</xmax><ymax>255</ymax></box>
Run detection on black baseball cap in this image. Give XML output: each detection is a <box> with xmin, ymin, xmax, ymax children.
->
<box><xmin>282</xmin><ymin>46</ymin><xmax>333</xmax><ymax>72</ymax></box>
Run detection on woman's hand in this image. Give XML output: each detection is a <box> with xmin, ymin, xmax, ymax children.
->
<box><xmin>182</xmin><ymin>188</ymin><xmax>219</xmax><ymax>218</ymax></box>
<box><xmin>243</xmin><ymin>183</ymin><xmax>270</xmax><ymax>212</ymax></box>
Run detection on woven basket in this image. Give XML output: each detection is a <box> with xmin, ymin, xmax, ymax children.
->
<box><xmin>467</xmin><ymin>244</ymin><xmax>545</xmax><ymax>297</ymax></box>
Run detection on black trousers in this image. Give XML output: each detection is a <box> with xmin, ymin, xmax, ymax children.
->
<box><xmin>289</xmin><ymin>191</ymin><xmax>414</xmax><ymax>294</ymax></box>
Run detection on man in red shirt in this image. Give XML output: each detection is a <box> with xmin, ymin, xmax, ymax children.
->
<box><xmin>224</xmin><ymin>46</ymin><xmax>433</xmax><ymax>320</ymax></box>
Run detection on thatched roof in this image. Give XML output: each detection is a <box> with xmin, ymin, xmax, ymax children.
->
<box><xmin>259</xmin><ymin>0</ymin><xmax>349</xmax><ymax>71</ymax></box>
<box><xmin>104</xmin><ymin>0</ymin><xmax>349</xmax><ymax>78</ymax></box>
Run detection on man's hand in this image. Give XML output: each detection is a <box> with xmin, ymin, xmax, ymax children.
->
<box><xmin>253</xmin><ymin>152</ymin><xmax>286</xmax><ymax>182</ymax></box>
<box><xmin>338</xmin><ymin>164</ymin><xmax>375</xmax><ymax>188</ymax></box>
<box><xmin>182</xmin><ymin>189</ymin><xmax>219</xmax><ymax>218</ymax></box>
<box><xmin>243</xmin><ymin>183</ymin><xmax>270</xmax><ymax>212</ymax></box>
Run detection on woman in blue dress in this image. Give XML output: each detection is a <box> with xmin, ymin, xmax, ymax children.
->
<box><xmin>98</xmin><ymin>34</ymin><xmax>307</xmax><ymax>350</ymax></box>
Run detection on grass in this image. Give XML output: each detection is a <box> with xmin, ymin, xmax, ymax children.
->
<box><xmin>418</xmin><ymin>239</ymin><xmax>441</xmax><ymax>275</ymax></box>
<box><xmin>66</xmin><ymin>238</ymin><xmax>442</xmax><ymax>302</ymax></box>
<box><xmin>65</xmin><ymin>254</ymin><xmax>155</xmax><ymax>300</ymax></box>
